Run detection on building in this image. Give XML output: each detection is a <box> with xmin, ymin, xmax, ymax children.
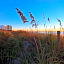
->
<box><xmin>4</xmin><ymin>25</ymin><xmax>12</xmax><ymax>31</ymax></box>
<box><xmin>0</xmin><ymin>25</ymin><xmax>5</xmax><ymax>30</ymax></box>
<box><xmin>0</xmin><ymin>25</ymin><xmax>12</xmax><ymax>31</ymax></box>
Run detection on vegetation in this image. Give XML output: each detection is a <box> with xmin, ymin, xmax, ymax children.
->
<box><xmin>0</xmin><ymin>30</ymin><xmax>64</xmax><ymax>64</ymax></box>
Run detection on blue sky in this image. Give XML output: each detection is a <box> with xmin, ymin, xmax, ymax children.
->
<box><xmin>0</xmin><ymin>0</ymin><xmax>64</xmax><ymax>29</ymax></box>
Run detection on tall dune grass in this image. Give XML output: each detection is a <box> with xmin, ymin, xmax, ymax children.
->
<box><xmin>0</xmin><ymin>30</ymin><xmax>64</xmax><ymax>64</ymax></box>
